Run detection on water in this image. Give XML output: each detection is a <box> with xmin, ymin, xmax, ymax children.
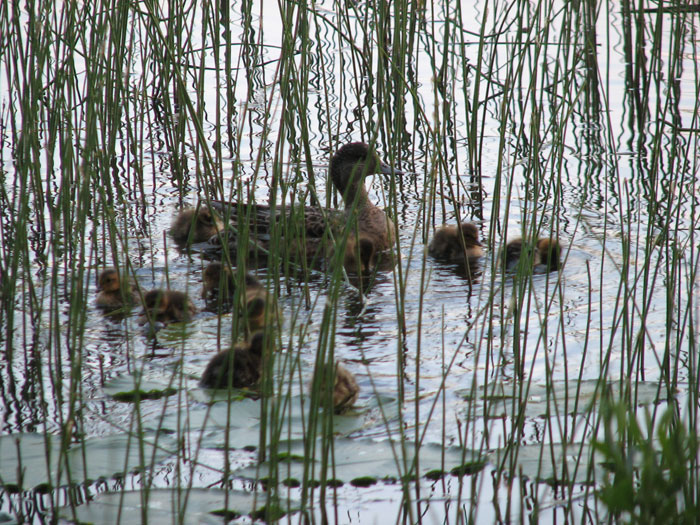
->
<box><xmin>0</xmin><ymin>0</ymin><xmax>699</xmax><ymax>522</ymax></box>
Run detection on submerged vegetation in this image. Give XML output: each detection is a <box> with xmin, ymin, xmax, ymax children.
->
<box><xmin>0</xmin><ymin>0</ymin><xmax>699</xmax><ymax>522</ymax></box>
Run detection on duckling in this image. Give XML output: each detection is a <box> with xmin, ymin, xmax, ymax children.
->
<box><xmin>535</xmin><ymin>238</ymin><xmax>562</xmax><ymax>271</ymax></box>
<box><xmin>203</xmin><ymin>142</ymin><xmax>402</xmax><ymax>259</ymax></box>
<box><xmin>139</xmin><ymin>289</ymin><xmax>196</xmax><ymax>324</ymax></box>
<box><xmin>96</xmin><ymin>268</ymin><xmax>135</xmax><ymax>310</ymax></box>
<box><xmin>332</xmin><ymin>364</ymin><xmax>360</xmax><ymax>414</ymax></box>
<box><xmin>170</xmin><ymin>206</ymin><xmax>223</xmax><ymax>245</ymax></box>
<box><xmin>200</xmin><ymin>331</ymin><xmax>266</xmax><ymax>389</ymax></box>
<box><xmin>428</xmin><ymin>222</ymin><xmax>483</xmax><ymax>264</ymax></box>
<box><xmin>243</xmin><ymin>276</ymin><xmax>272</xmax><ymax>332</ymax></box>
<box><xmin>201</xmin><ymin>261</ymin><xmax>235</xmax><ymax>301</ymax></box>
<box><xmin>502</xmin><ymin>237</ymin><xmax>561</xmax><ymax>273</ymax></box>
<box><xmin>337</xmin><ymin>234</ymin><xmax>375</xmax><ymax>274</ymax></box>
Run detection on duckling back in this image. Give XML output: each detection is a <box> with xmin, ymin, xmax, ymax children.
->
<box><xmin>333</xmin><ymin>364</ymin><xmax>359</xmax><ymax>414</ymax></box>
<box><xmin>535</xmin><ymin>238</ymin><xmax>561</xmax><ymax>272</ymax></box>
<box><xmin>501</xmin><ymin>237</ymin><xmax>561</xmax><ymax>273</ymax></box>
<box><xmin>170</xmin><ymin>207</ymin><xmax>223</xmax><ymax>245</ymax></box>
<box><xmin>141</xmin><ymin>289</ymin><xmax>196</xmax><ymax>324</ymax></box>
<box><xmin>428</xmin><ymin>222</ymin><xmax>483</xmax><ymax>264</ymax></box>
<box><xmin>244</xmin><ymin>274</ymin><xmax>273</xmax><ymax>332</ymax></box>
<box><xmin>200</xmin><ymin>332</ymin><xmax>265</xmax><ymax>389</ymax></box>
<box><xmin>201</xmin><ymin>261</ymin><xmax>236</xmax><ymax>302</ymax></box>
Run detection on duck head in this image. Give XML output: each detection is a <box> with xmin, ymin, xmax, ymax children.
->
<box><xmin>329</xmin><ymin>142</ymin><xmax>401</xmax><ymax>207</ymax></box>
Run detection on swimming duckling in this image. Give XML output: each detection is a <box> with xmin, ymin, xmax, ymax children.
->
<box><xmin>332</xmin><ymin>364</ymin><xmax>360</xmax><ymax>414</ymax></box>
<box><xmin>203</xmin><ymin>142</ymin><xmax>402</xmax><ymax>259</ymax></box>
<box><xmin>201</xmin><ymin>261</ymin><xmax>273</xmax><ymax>329</ymax></box>
<box><xmin>201</xmin><ymin>261</ymin><xmax>235</xmax><ymax>301</ymax></box>
<box><xmin>428</xmin><ymin>222</ymin><xmax>483</xmax><ymax>264</ymax></box>
<box><xmin>200</xmin><ymin>332</ymin><xmax>266</xmax><ymax>389</ymax></box>
<box><xmin>170</xmin><ymin>207</ymin><xmax>224</xmax><ymax>245</ymax></box>
<box><xmin>339</xmin><ymin>234</ymin><xmax>376</xmax><ymax>274</ymax></box>
<box><xmin>535</xmin><ymin>238</ymin><xmax>562</xmax><ymax>271</ymax></box>
<box><xmin>502</xmin><ymin>237</ymin><xmax>561</xmax><ymax>273</ymax></box>
<box><xmin>243</xmin><ymin>275</ymin><xmax>272</xmax><ymax>332</ymax></box>
<box><xmin>96</xmin><ymin>268</ymin><xmax>136</xmax><ymax>310</ymax></box>
<box><xmin>139</xmin><ymin>289</ymin><xmax>196</xmax><ymax>324</ymax></box>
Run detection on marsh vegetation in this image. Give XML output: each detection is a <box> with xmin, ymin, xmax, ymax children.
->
<box><xmin>0</xmin><ymin>0</ymin><xmax>699</xmax><ymax>522</ymax></box>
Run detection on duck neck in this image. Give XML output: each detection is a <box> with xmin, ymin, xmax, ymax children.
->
<box><xmin>343</xmin><ymin>183</ymin><xmax>370</xmax><ymax>209</ymax></box>
<box><xmin>332</xmin><ymin>161</ymin><xmax>372</xmax><ymax>209</ymax></box>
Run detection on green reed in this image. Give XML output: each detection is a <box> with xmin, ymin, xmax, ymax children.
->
<box><xmin>0</xmin><ymin>0</ymin><xmax>699</xmax><ymax>522</ymax></box>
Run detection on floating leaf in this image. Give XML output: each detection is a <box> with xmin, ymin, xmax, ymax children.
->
<box><xmin>57</xmin><ymin>489</ymin><xmax>298</xmax><ymax>523</ymax></box>
<box><xmin>104</xmin><ymin>372</ymin><xmax>180</xmax><ymax>403</ymax></box>
<box><xmin>237</xmin><ymin>438</ymin><xmax>484</xmax><ymax>487</ymax></box>
<box><xmin>459</xmin><ymin>380</ymin><xmax>666</xmax><ymax>420</ymax></box>
<box><xmin>0</xmin><ymin>432</ymin><xmax>176</xmax><ymax>490</ymax></box>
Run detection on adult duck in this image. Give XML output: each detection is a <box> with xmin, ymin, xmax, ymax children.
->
<box><xmin>204</xmin><ymin>142</ymin><xmax>402</xmax><ymax>259</ymax></box>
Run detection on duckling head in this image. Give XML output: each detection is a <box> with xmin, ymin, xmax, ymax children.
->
<box><xmin>536</xmin><ymin>238</ymin><xmax>561</xmax><ymax>271</ymax></box>
<box><xmin>429</xmin><ymin>222</ymin><xmax>482</xmax><ymax>261</ymax></box>
<box><xmin>143</xmin><ymin>289</ymin><xmax>170</xmax><ymax>315</ymax></box>
<box><xmin>171</xmin><ymin>207</ymin><xmax>224</xmax><ymax>244</ymax></box>
<box><xmin>333</xmin><ymin>364</ymin><xmax>360</xmax><ymax>414</ymax></box>
<box><xmin>98</xmin><ymin>268</ymin><xmax>121</xmax><ymax>293</ymax></box>
<box><xmin>343</xmin><ymin>234</ymin><xmax>375</xmax><ymax>274</ymax></box>
<box><xmin>202</xmin><ymin>261</ymin><xmax>235</xmax><ymax>299</ymax></box>
<box><xmin>459</xmin><ymin>222</ymin><xmax>482</xmax><ymax>248</ymax></box>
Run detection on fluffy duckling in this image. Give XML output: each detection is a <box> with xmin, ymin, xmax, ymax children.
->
<box><xmin>140</xmin><ymin>289</ymin><xmax>196</xmax><ymax>324</ymax></box>
<box><xmin>502</xmin><ymin>237</ymin><xmax>561</xmax><ymax>273</ymax></box>
<box><xmin>96</xmin><ymin>268</ymin><xmax>135</xmax><ymax>310</ymax></box>
<box><xmin>340</xmin><ymin>234</ymin><xmax>375</xmax><ymax>274</ymax></box>
<box><xmin>201</xmin><ymin>261</ymin><xmax>235</xmax><ymax>301</ymax></box>
<box><xmin>332</xmin><ymin>364</ymin><xmax>360</xmax><ymax>414</ymax></box>
<box><xmin>202</xmin><ymin>262</ymin><xmax>273</xmax><ymax>329</ymax></box>
<box><xmin>244</xmin><ymin>276</ymin><xmax>272</xmax><ymax>332</ymax></box>
<box><xmin>428</xmin><ymin>222</ymin><xmax>483</xmax><ymax>264</ymax></box>
<box><xmin>535</xmin><ymin>238</ymin><xmax>562</xmax><ymax>271</ymax></box>
<box><xmin>170</xmin><ymin>207</ymin><xmax>224</xmax><ymax>245</ymax></box>
<box><xmin>200</xmin><ymin>332</ymin><xmax>266</xmax><ymax>389</ymax></box>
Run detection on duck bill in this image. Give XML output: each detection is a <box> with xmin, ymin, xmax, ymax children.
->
<box><xmin>380</xmin><ymin>161</ymin><xmax>403</xmax><ymax>176</ymax></box>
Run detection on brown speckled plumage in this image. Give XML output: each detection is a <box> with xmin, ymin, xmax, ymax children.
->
<box><xmin>428</xmin><ymin>222</ymin><xmax>483</xmax><ymax>264</ymax></box>
<box><xmin>502</xmin><ymin>237</ymin><xmax>561</xmax><ymax>272</ymax></box>
<box><xmin>201</xmin><ymin>142</ymin><xmax>400</xmax><ymax>262</ymax></box>
<box><xmin>200</xmin><ymin>332</ymin><xmax>266</xmax><ymax>389</ymax></box>
<box><xmin>201</xmin><ymin>262</ymin><xmax>273</xmax><ymax>330</ymax></box>
<box><xmin>96</xmin><ymin>268</ymin><xmax>136</xmax><ymax>310</ymax></box>
<box><xmin>170</xmin><ymin>207</ymin><xmax>224</xmax><ymax>245</ymax></box>
<box><xmin>139</xmin><ymin>289</ymin><xmax>196</xmax><ymax>324</ymax></box>
<box><xmin>332</xmin><ymin>364</ymin><xmax>360</xmax><ymax>414</ymax></box>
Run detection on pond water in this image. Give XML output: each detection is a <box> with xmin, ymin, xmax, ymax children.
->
<box><xmin>1</xmin><ymin>0</ymin><xmax>699</xmax><ymax>522</ymax></box>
